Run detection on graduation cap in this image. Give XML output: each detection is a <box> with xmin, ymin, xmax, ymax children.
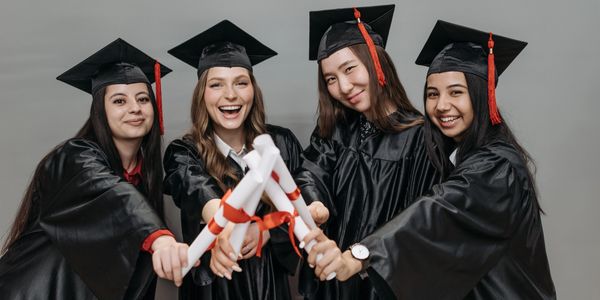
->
<box><xmin>309</xmin><ymin>4</ymin><xmax>395</xmax><ymax>86</ymax></box>
<box><xmin>168</xmin><ymin>20</ymin><xmax>277</xmax><ymax>78</ymax></box>
<box><xmin>415</xmin><ymin>20</ymin><xmax>527</xmax><ymax>125</ymax></box>
<box><xmin>56</xmin><ymin>38</ymin><xmax>172</xmax><ymax>134</ymax></box>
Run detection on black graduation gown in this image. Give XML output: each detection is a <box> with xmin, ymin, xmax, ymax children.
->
<box><xmin>295</xmin><ymin>113</ymin><xmax>440</xmax><ymax>299</ymax></box>
<box><xmin>361</xmin><ymin>141</ymin><xmax>556</xmax><ymax>299</ymax></box>
<box><xmin>163</xmin><ymin>124</ymin><xmax>303</xmax><ymax>300</ymax></box>
<box><xmin>0</xmin><ymin>138</ymin><xmax>165</xmax><ymax>300</ymax></box>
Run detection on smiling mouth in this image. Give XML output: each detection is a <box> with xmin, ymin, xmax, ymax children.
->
<box><xmin>219</xmin><ymin>105</ymin><xmax>242</xmax><ymax>115</ymax></box>
<box><xmin>347</xmin><ymin>91</ymin><xmax>363</xmax><ymax>104</ymax></box>
<box><xmin>126</xmin><ymin>118</ymin><xmax>145</xmax><ymax>125</ymax></box>
<box><xmin>438</xmin><ymin>116</ymin><xmax>461</xmax><ymax>127</ymax></box>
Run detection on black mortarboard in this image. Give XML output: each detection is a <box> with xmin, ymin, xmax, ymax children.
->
<box><xmin>56</xmin><ymin>38</ymin><xmax>172</xmax><ymax>134</ymax></box>
<box><xmin>309</xmin><ymin>4</ymin><xmax>394</xmax><ymax>61</ymax></box>
<box><xmin>415</xmin><ymin>20</ymin><xmax>527</xmax><ymax>125</ymax></box>
<box><xmin>415</xmin><ymin>20</ymin><xmax>527</xmax><ymax>79</ymax></box>
<box><xmin>309</xmin><ymin>5</ymin><xmax>394</xmax><ymax>86</ymax></box>
<box><xmin>168</xmin><ymin>20</ymin><xmax>277</xmax><ymax>78</ymax></box>
<box><xmin>57</xmin><ymin>38</ymin><xmax>171</xmax><ymax>95</ymax></box>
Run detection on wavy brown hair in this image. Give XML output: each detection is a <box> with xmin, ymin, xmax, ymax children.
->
<box><xmin>316</xmin><ymin>44</ymin><xmax>424</xmax><ymax>138</ymax></box>
<box><xmin>186</xmin><ymin>69</ymin><xmax>266</xmax><ymax>191</ymax></box>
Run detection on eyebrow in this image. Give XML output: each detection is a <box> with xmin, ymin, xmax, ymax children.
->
<box><xmin>447</xmin><ymin>83</ymin><xmax>468</xmax><ymax>89</ymax></box>
<box><xmin>108</xmin><ymin>91</ymin><xmax>149</xmax><ymax>99</ymax></box>
<box><xmin>207</xmin><ymin>74</ymin><xmax>250</xmax><ymax>82</ymax></box>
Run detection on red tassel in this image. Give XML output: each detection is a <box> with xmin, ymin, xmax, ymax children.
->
<box><xmin>154</xmin><ymin>61</ymin><xmax>164</xmax><ymax>135</ymax></box>
<box><xmin>487</xmin><ymin>33</ymin><xmax>502</xmax><ymax>125</ymax></box>
<box><xmin>353</xmin><ymin>7</ymin><xmax>386</xmax><ymax>86</ymax></box>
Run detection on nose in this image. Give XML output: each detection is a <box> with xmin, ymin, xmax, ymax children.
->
<box><xmin>436</xmin><ymin>93</ymin><xmax>452</xmax><ymax>112</ymax></box>
<box><xmin>129</xmin><ymin>99</ymin><xmax>142</xmax><ymax>113</ymax></box>
<box><xmin>224</xmin><ymin>85</ymin><xmax>238</xmax><ymax>101</ymax></box>
<box><xmin>338</xmin><ymin>76</ymin><xmax>353</xmax><ymax>95</ymax></box>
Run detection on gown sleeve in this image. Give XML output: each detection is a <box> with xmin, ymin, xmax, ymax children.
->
<box><xmin>163</xmin><ymin>138</ymin><xmax>222</xmax><ymax>286</ymax></box>
<box><xmin>361</xmin><ymin>147</ymin><xmax>529</xmax><ymax>299</ymax></box>
<box><xmin>295</xmin><ymin>127</ymin><xmax>339</xmax><ymax>217</ymax></box>
<box><xmin>38</xmin><ymin>139</ymin><xmax>164</xmax><ymax>300</ymax></box>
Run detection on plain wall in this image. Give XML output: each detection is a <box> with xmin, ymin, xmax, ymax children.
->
<box><xmin>1</xmin><ymin>0</ymin><xmax>598</xmax><ymax>298</ymax></box>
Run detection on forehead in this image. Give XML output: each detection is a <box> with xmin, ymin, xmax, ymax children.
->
<box><xmin>426</xmin><ymin>71</ymin><xmax>467</xmax><ymax>87</ymax></box>
<box><xmin>206</xmin><ymin>66</ymin><xmax>250</xmax><ymax>79</ymax></box>
<box><xmin>319</xmin><ymin>47</ymin><xmax>360</xmax><ymax>72</ymax></box>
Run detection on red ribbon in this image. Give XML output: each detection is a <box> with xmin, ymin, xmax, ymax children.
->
<box><xmin>487</xmin><ymin>33</ymin><xmax>502</xmax><ymax>125</ymax></box>
<box><xmin>206</xmin><ymin>189</ymin><xmax>252</xmax><ymax>250</ymax></box>
<box><xmin>353</xmin><ymin>7</ymin><xmax>386</xmax><ymax>86</ymax></box>
<box><xmin>250</xmin><ymin>210</ymin><xmax>301</xmax><ymax>258</ymax></box>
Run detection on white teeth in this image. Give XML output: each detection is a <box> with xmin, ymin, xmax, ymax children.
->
<box><xmin>220</xmin><ymin>105</ymin><xmax>242</xmax><ymax>111</ymax></box>
<box><xmin>440</xmin><ymin>116</ymin><xmax>459</xmax><ymax>122</ymax></box>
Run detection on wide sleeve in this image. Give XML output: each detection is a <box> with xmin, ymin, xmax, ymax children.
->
<box><xmin>362</xmin><ymin>149</ymin><xmax>527</xmax><ymax>300</ymax></box>
<box><xmin>294</xmin><ymin>127</ymin><xmax>338</xmax><ymax>216</ymax></box>
<box><xmin>38</xmin><ymin>139</ymin><xmax>164</xmax><ymax>300</ymax></box>
<box><xmin>163</xmin><ymin>138</ymin><xmax>222</xmax><ymax>286</ymax></box>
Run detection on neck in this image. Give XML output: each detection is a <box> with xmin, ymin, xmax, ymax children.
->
<box><xmin>215</xmin><ymin>127</ymin><xmax>245</xmax><ymax>153</ymax></box>
<box><xmin>113</xmin><ymin>138</ymin><xmax>142</xmax><ymax>171</ymax></box>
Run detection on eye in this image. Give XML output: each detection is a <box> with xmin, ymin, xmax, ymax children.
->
<box><xmin>426</xmin><ymin>91</ymin><xmax>438</xmax><ymax>99</ymax></box>
<box><xmin>450</xmin><ymin>89</ymin><xmax>464</xmax><ymax>96</ymax></box>
<box><xmin>236</xmin><ymin>80</ymin><xmax>249</xmax><ymax>87</ymax></box>
<box><xmin>345</xmin><ymin>65</ymin><xmax>356</xmax><ymax>73</ymax></box>
<box><xmin>325</xmin><ymin>76</ymin><xmax>337</xmax><ymax>85</ymax></box>
<box><xmin>112</xmin><ymin>98</ymin><xmax>126</xmax><ymax>105</ymax></box>
<box><xmin>137</xmin><ymin>97</ymin><xmax>151</xmax><ymax>103</ymax></box>
<box><xmin>209</xmin><ymin>82</ymin><xmax>222</xmax><ymax>88</ymax></box>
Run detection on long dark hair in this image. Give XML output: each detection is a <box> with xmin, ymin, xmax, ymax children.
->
<box><xmin>2</xmin><ymin>83</ymin><xmax>164</xmax><ymax>253</ymax></box>
<box><xmin>423</xmin><ymin>72</ymin><xmax>541</xmax><ymax>211</ymax></box>
<box><xmin>316</xmin><ymin>44</ymin><xmax>423</xmax><ymax>138</ymax></box>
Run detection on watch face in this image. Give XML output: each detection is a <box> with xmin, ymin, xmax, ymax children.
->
<box><xmin>351</xmin><ymin>244</ymin><xmax>370</xmax><ymax>260</ymax></box>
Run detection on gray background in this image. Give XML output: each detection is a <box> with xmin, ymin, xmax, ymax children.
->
<box><xmin>1</xmin><ymin>0</ymin><xmax>598</xmax><ymax>299</ymax></box>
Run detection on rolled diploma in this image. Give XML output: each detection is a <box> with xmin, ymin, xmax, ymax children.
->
<box><xmin>182</xmin><ymin>168</ymin><xmax>264</xmax><ymax>276</ymax></box>
<box><xmin>245</xmin><ymin>150</ymin><xmax>336</xmax><ymax>280</ymax></box>
<box><xmin>229</xmin><ymin>148</ymin><xmax>279</xmax><ymax>257</ymax></box>
<box><xmin>253</xmin><ymin>135</ymin><xmax>317</xmax><ymax>229</ymax></box>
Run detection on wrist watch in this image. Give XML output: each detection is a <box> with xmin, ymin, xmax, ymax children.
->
<box><xmin>349</xmin><ymin>243</ymin><xmax>370</xmax><ymax>260</ymax></box>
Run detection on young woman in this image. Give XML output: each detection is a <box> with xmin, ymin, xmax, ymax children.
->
<box><xmin>303</xmin><ymin>20</ymin><xmax>556</xmax><ymax>299</ymax></box>
<box><xmin>294</xmin><ymin>5</ymin><xmax>440</xmax><ymax>300</ymax></box>
<box><xmin>0</xmin><ymin>39</ymin><xmax>193</xmax><ymax>300</ymax></box>
<box><xmin>163</xmin><ymin>20</ymin><xmax>312</xmax><ymax>300</ymax></box>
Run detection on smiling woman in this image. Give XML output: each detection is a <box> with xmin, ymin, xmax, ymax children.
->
<box><xmin>163</xmin><ymin>20</ymin><xmax>306</xmax><ymax>300</ymax></box>
<box><xmin>0</xmin><ymin>39</ymin><xmax>195</xmax><ymax>299</ymax></box>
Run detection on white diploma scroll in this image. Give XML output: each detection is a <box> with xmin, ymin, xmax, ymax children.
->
<box><xmin>228</xmin><ymin>147</ymin><xmax>279</xmax><ymax>257</ymax></box>
<box><xmin>253</xmin><ymin>135</ymin><xmax>317</xmax><ymax>229</ymax></box>
<box><xmin>181</xmin><ymin>168</ymin><xmax>264</xmax><ymax>276</ymax></box>
<box><xmin>245</xmin><ymin>143</ymin><xmax>336</xmax><ymax>280</ymax></box>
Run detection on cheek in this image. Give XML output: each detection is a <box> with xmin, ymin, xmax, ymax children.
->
<box><xmin>425</xmin><ymin>101</ymin><xmax>437</xmax><ymax>119</ymax></box>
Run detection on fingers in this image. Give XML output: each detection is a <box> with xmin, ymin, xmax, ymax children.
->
<box><xmin>314</xmin><ymin>246</ymin><xmax>342</xmax><ymax>280</ymax></box>
<box><xmin>152</xmin><ymin>250</ymin><xmax>165</xmax><ymax>279</ymax></box>
<box><xmin>171</xmin><ymin>245</ymin><xmax>183</xmax><ymax>286</ymax></box>
<box><xmin>241</xmin><ymin>238</ymin><xmax>257</xmax><ymax>259</ymax></box>
<box><xmin>209</xmin><ymin>239</ymin><xmax>241</xmax><ymax>280</ymax></box>
<box><xmin>301</xmin><ymin>228</ymin><xmax>323</xmax><ymax>247</ymax></box>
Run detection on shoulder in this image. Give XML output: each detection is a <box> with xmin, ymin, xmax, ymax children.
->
<box><xmin>51</xmin><ymin>138</ymin><xmax>110</xmax><ymax>169</ymax></box>
<box><xmin>164</xmin><ymin>137</ymin><xmax>200</xmax><ymax>161</ymax></box>
<box><xmin>164</xmin><ymin>137</ymin><xmax>203</xmax><ymax>170</ymax></box>
<box><xmin>458</xmin><ymin>141</ymin><xmax>529</xmax><ymax>182</ymax></box>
